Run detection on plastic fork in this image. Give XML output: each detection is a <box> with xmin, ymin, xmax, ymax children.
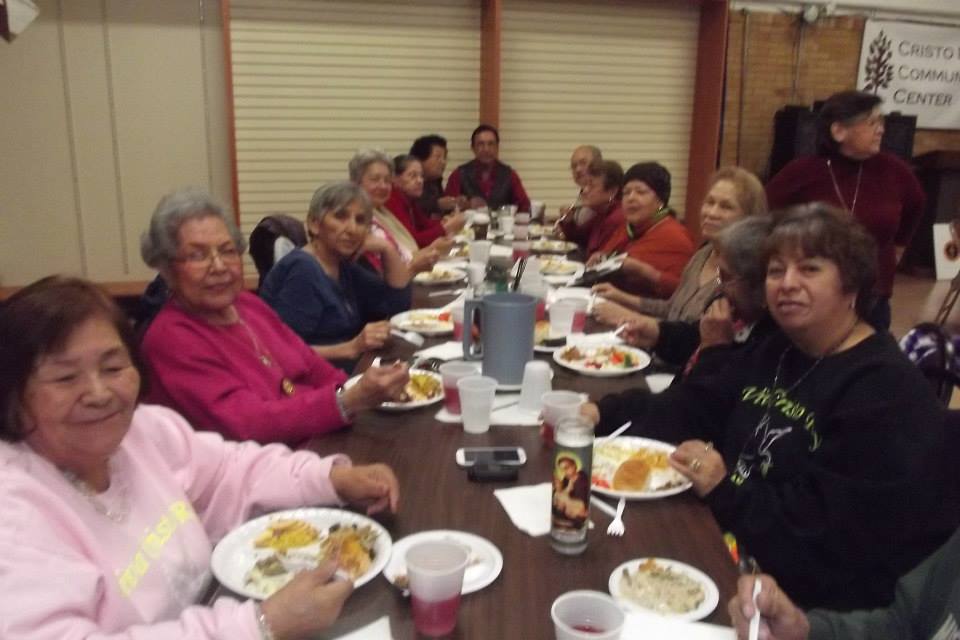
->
<box><xmin>390</xmin><ymin>328</ymin><xmax>425</xmax><ymax>347</ymax></box>
<box><xmin>606</xmin><ymin>498</ymin><xmax>626</xmax><ymax>536</ymax></box>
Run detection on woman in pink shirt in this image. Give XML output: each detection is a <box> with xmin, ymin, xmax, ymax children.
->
<box><xmin>0</xmin><ymin>276</ymin><xmax>400</xmax><ymax>639</ymax></box>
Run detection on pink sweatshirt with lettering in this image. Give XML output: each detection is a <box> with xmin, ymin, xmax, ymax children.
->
<box><xmin>0</xmin><ymin>404</ymin><xmax>349</xmax><ymax>639</ymax></box>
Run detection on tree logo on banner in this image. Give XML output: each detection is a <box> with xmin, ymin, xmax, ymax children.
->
<box><xmin>862</xmin><ymin>30</ymin><xmax>894</xmax><ymax>93</ymax></box>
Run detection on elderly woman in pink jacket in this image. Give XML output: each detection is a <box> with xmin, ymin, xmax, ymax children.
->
<box><xmin>0</xmin><ymin>276</ymin><xmax>399</xmax><ymax>640</ymax></box>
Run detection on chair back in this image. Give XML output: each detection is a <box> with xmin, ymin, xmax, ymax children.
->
<box><xmin>900</xmin><ymin>322</ymin><xmax>960</xmax><ymax>406</ymax></box>
<box><xmin>249</xmin><ymin>214</ymin><xmax>307</xmax><ymax>289</ymax></box>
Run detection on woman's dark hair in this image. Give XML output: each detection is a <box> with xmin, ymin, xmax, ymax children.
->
<box><xmin>817</xmin><ymin>90</ymin><xmax>883</xmax><ymax>156</ymax></box>
<box><xmin>587</xmin><ymin>159</ymin><xmax>624</xmax><ymax>196</ymax></box>
<box><xmin>470</xmin><ymin>124</ymin><xmax>500</xmax><ymax>146</ymax></box>
<box><xmin>409</xmin><ymin>134</ymin><xmax>447</xmax><ymax>162</ymax></box>
<box><xmin>0</xmin><ymin>276</ymin><xmax>146</xmax><ymax>442</ymax></box>
<box><xmin>393</xmin><ymin>154</ymin><xmax>421</xmax><ymax>176</ymax></box>
<box><xmin>764</xmin><ymin>203</ymin><xmax>877</xmax><ymax>317</ymax></box>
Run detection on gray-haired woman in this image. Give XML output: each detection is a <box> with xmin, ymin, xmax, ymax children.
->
<box><xmin>618</xmin><ymin>215</ymin><xmax>773</xmax><ymax>369</ymax></box>
<box><xmin>349</xmin><ymin>148</ymin><xmax>447</xmax><ymax>274</ymax></box>
<box><xmin>140</xmin><ymin>186</ymin><xmax>410</xmax><ymax>444</ymax></box>
<box><xmin>260</xmin><ymin>181</ymin><xmax>412</xmax><ymax>367</ymax></box>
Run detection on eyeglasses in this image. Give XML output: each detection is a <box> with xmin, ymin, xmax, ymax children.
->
<box><xmin>174</xmin><ymin>245</ymin><xmax>242</xmax><ymax>269</ymax></box>
<box><xmin>716</xmin><ymin>267</ymin><xmax>742</xmax><ymax>287</ymax></box>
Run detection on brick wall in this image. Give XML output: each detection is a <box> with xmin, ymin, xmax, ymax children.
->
<box><xmin>720</xmin><ymin>10</ymin><xmax>960</xmax><ymax>180</ymax></box>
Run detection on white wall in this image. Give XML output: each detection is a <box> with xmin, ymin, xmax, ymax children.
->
<box><xmin>0</xmin><ymin>0</ymin><xmax>231</xmax><ymax>288</ymax></box>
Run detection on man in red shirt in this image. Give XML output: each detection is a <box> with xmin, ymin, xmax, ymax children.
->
<box><xmin>445</xmin><ymin>124</ymin><xmax>531</xmax><ymax>213</ymax></box>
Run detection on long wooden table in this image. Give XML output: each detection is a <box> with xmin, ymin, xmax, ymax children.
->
<box><xmin>296</xmin><ymin>286</ymin><xmax>739</xmax><ymax>638</ymax></box>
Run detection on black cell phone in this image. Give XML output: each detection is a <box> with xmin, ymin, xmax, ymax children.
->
<box><xmin>455</xmin><ymin>447</ymin><xmax>527</xmax><ymax>467</ymax></box>
<box><xmin>467</xmin><ymin>463</ymin><xmax>519</xmax><ymax>483</ymax></box>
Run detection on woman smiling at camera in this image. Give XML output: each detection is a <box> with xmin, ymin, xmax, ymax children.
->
<box><xmin>582</xmin><ymin>203</ymin><xmax>957</xmax><ymax>612</ymax></box>
<box><xmin>349</xmin><ymin>148</ymin><xmax>448</xmax><ymax>274</ymax></box>
<box><xmin>141</xmin><ymin>187</ymin><xmax>409</xmax><ymax>444</ymax></box>
<box><xmin>587</xmin><ymin>162</ymin><xmax>694</xmax><ymax>299</ymax></box>
<box><xmin>0</xmin><ymin>276</ymin><xmax>399</xmax><ymax>640</ymax></box>
<box><xmin>260</xmin><ymin>182</ymin><xmax>412</xmax><ymax>371</ymax></box>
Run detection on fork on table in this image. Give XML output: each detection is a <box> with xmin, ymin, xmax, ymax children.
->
<box><xmin>605</xmin><ymin>497</ymin><xmax>626</xmax><ymax>537</ymax></box>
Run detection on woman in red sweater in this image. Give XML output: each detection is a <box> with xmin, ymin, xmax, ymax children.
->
<box><xmin>385</xmin><ymin>155</ymin><xmax>465</xmax><ymax>248</ymax></box>
<box><xmin>765</xmin><ymin>91</ymin><xmax>926</xmax><ymax>331</ymax></box>
<box><xmin>589</xmin><ymin>162</ymin><xmax>694</xmax><ymax>299</ymax></box>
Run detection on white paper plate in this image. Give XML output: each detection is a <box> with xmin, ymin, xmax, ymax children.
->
<box><xmin>210</xmin><ymin>508</ymin><xmax>392</xmax><ymax>600</ymax></box>
<box><xmin>413</xmin><ymin>267</ymin><xmax>467</xmax><ymax>285</ymax></box>
<box><xmin>586</xmin><ymin>253</ymin><xmax>627</xmax><ymax>275</ymax></box>
<box><xmin>384</xmin><ymin>530</ymin><xmax>503</xmax><ymax>595</ymax></box>
<box><xmin>344</xmin><ymin>371</ymin><xmax>443</xmax><ymax>411</ymax></box>
<box><xmin>553</xmin><ymin>343</ymin><xmax>650</xmax><ymax>377</ymax></box>
<box><xmin>592</xmin><ymin>436</ymin><xmax>692</xmax><ymax>500</ymax></box>
<box><xmin>390</xmin><ymin>310</ymin><xmax>454</xmax><ymax>336</ymax></box>
<box><xmin>608</xmin><ymin>557</ymin><xmax>719</xmax><ymax>622</ymax></box>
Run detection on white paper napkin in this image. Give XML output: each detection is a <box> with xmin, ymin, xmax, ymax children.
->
<box><xmin>623</xmin><ymin>611</ymin><xmax>734</xmax><ymax>639</ymax></box>
<box><xmin>414</xmin><ymin>341</ymin><xmax>464</xmax><ymax>361</ymax></box>
<box><xmin>328</xmin><ymin>616</ymin><xmax>394</xmax><ymax>640</ymax></box>
<box><xmin>493</xmin><ymin>482</ymin><xmax>551</xmax><ymax>536</ymax></box>
<box><xmin>645</xmin><ymin>373</ymin><xmax>676</xmax><ymax>393</ymax></box>
<box><xmin>434</xmin><ymin>394</ymin><xmax>540</xmax><ymax>426</ymax></box>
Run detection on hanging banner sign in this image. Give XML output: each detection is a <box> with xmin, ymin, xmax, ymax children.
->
<box><xmin>858</xmin><ymin>19</ymin><xmax>960</xmax><ymax>129</ymax></box>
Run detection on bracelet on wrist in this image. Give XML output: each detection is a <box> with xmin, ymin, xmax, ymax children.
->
<box><xmin>254</xmin><ymin>601</ymin><xmax>277</xmax><ymax>640</ymax></box>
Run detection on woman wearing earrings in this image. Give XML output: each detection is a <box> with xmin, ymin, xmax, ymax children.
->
<box><xmin>580</xmin><ymin>203</ymin><xmax>956</xmax><ymax>612</ymax></box>
<box><xmin>586</xmin><ymin>162</ymin><xmax>694</xmax><ymax>299</ymax></box>
<box><xmin>766</xmin><ymin>91</ymin><xmax>925</xmax><ymax>331</ymax></box>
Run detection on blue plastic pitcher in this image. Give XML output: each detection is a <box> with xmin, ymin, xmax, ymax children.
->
<box><xmin>462</xmin><ymin>293</ymin><xmax>536</xmax><ymax>386</ymax></box>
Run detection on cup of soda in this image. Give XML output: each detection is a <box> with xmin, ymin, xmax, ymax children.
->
<box><xmin>551</xmin><ymin>590</ymin><xmax>625</xmax><ymax>640</ymax></box>
<box><xmin>406</xmin><ymin>541</ymin><xmax>469</xmax><ymax>637</ymax></box>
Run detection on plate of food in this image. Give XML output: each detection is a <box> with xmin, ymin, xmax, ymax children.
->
<box><xmin>553</xmin><ymin>344</ymin><xmax>650</xmax><ymax>377</ymax></box>
<box><xmin>592</xmin><ymin>436</ymin><xmax>691</xmax><ymax>500</ymax></box>
<box><xmin>344</xmin><ymin>371</ymin><xmax>443</xmax><ymax>411</ymax></box>
<box><xmin>534</xmin><ymin>319</ymin><xmax>567</xmax><ymax>353</ymax></box>
<box><xmin>384</xmin><ymin>530</ymin><xmax>503</xmax><ymax>595</ymax></box>
<box><xmin>532</xmin><ymin>239</ymin><xmax>578</xmax><ymax>254</ymax></box>
<box><xmin>390</xmin><ymin>310</ymin><xmax>454</xmax><ymax>336</ymax></box>
<box><xmin>413</xmin><ymin>266</ymin><xmax>466</xmax><ymax>285</ymax></box>
<box><xmin>608</xmin><ymin>557</ymin><xmax>719</xmax><ymax>621</ymax></box>
<box><xmin>211</xmin><ymin>508</ymin><xmax>391</xmax><ymax>600</ymax></box>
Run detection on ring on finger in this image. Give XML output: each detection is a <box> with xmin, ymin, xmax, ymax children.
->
<box><xmin>690</xmin><ymin>458</ymin><xmax>702</xmax><ymax>472</ymax></box>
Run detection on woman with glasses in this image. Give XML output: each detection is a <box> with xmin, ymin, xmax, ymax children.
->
<box><xmin>581</xmin><ymin>204</ymin><xmax>956</xmax><ymax>611</ymax></box>
<box><xmin>140</xmin><ymin>187</ymin><xmax>410</xmax><ymax>444</ymax></box>
<box><xmin>766</xmin><ymin>91</ymin><xmax>926</xmax><ymax>331</ymax></box>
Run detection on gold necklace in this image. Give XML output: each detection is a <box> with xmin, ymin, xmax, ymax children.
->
<box><xmin>236</xmin><ymin>320</ymin><xmax>296</xmax><ymax>396</ymax></box>
<box><xmin>826</xmin><ymin>159</ymin><xmax>863</xmax><ymax>215</ymax></box>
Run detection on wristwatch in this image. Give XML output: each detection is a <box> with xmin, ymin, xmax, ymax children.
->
<box><xmin>334</xmin><ymin>384</ymin><xmax>354</xmax><ymax>422</ymax></box>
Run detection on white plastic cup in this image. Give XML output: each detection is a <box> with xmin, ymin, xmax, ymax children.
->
<box><xmin>469</xmin><ymin>240</ymin><xmax>493</xmax><ymax>265</ymax></box>
<box><xmin>457</xmin><ymin>375</ymin><xmax>498</xmax><ymax>434</ymax></box>
<box><xmin>406</xmin><ymin>541</ymin><xmax>469</xmax><ymax>637</ymax></box>
<box><xmin>564</xmin><ymin>298</ymin><xmax>589</xmax><ymax>333</ymax></box>
<box><xmin>500</xmin><ymin>215</ymin><xmax>515</xmax><ymax>236</ymax></box>
<box><xmin>451</xmin><ymin>306</ymin><xmax>465</xmax><ymax>340</ymax></box>
<box><xmin>514</xmin><ymin>212</ymin><xmax>531</xmax><ymax>225</ymax></box>
<box><xmin>466</xmin><ymin>262</ymin><xmax>487</xmax><ymax>287</ymax></box>
<box><xmin>541</xmin><ymin>390</ymin><xmax>585</xmax><ymax>447</ymax></box>
<box><xmin>551</xmin><ymin>590</ymin><xmax>625</xmax><ymax>640</ymax></box>
<box><xmin>519</xmin><ymin>360</ymin><xmax>552</xmax><ymax>412</ymax></box>
<box><xmin>531</xmin><ymin>200</ymin><xmax>546</xmax><ymax>219</ymax></box>
<box><xmin>439</xmin><ymin>362</ymin><xmax>480</xmax><ymax>415</ymax></box>
<box><xmin>549</xmin><ymin>300</ymin><xmax>578</xmax><ymax>338</ymax></box>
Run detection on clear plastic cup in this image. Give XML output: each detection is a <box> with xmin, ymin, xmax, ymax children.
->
<box><xmin>406</xmin><ymin>541</ymin><xmax>469</xmax><ymax>637</ymax></box>
<box><xmin>469</xmin><ymin>240</ymin><xmax>493</xmax><ymax>265</ymax></box>
<box><xmin>451</xmin><ymin>306</ymin><xmax>465</xmax><ymax>340</ymax></box>
<box><xmin>500</xmin><ymin>215</ymin><xmax>515</xmax><ymax>236</ymax></box>
<box><xmin>519</xmin><ymin>360</ymin><xmax>552</xmax><ymax>412</ymax></box>
<box><xmin>439</xmin><ymin>362</ymin><xmax>479</xmax><ymax>415</ymax></box>
<box><xmin>549</xmin><ymin>300</ymin><xmax>578</xmax><ymax>337</ymax></box>
<box><xmin>565</xmin><ymin>298</ymin><xmax>589</xmax><ymax>333</ymax></box>
<box><xmin>551</xmin><ymin>590</ymin><xmax>625</xmax><ymax>640</ymax></box>
<box><xmin>540</xmin><ymin>390</ymin><xmax>585</xmax><ymax>447</ymax></box>
<box><xmin>466</xmin><ymin>263</ymin><xmax>487</xmax><ymax>287</ymax></box>
<box><xmin>457</xmin><ymin>375</ymin><xmax>498</xmax><ymax>434</ymax></box>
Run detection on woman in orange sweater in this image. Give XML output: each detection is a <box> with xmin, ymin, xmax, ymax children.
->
<box><xmin>588</xmin><ymin>162</ymin><xmax>693</xmax><ymax>299</ymax></box>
